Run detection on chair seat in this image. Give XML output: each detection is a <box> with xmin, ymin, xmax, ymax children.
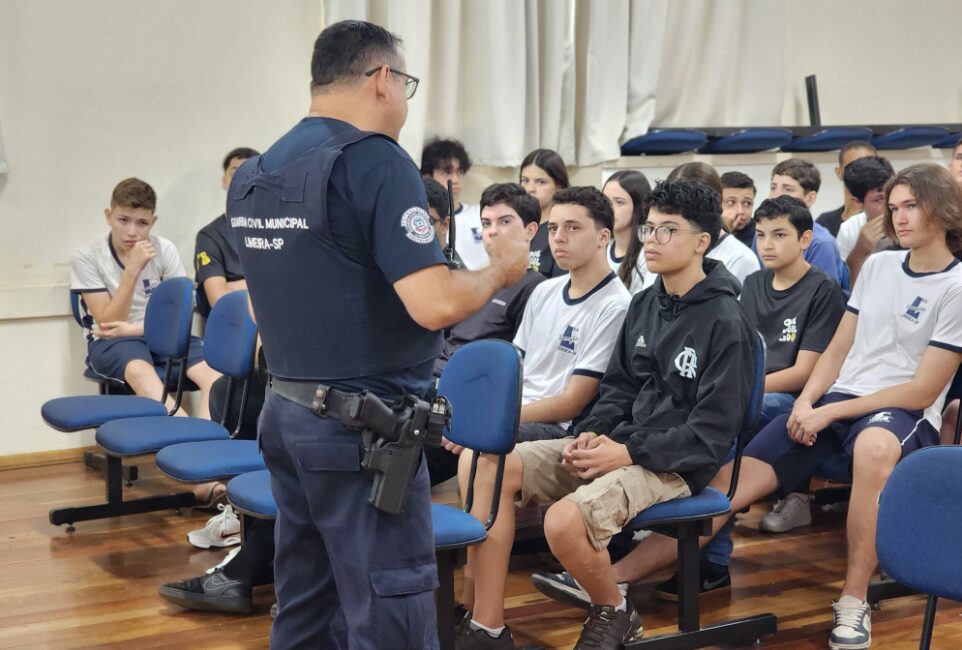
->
<box><xmin>157</xmin><ymin>440</ymin><xmax>264</xmax><ymax>482</ymax></box>
<box><xmin>782</xmin><ymin>127</ymin><xmax>875</xmax><ymax>152</ymax></box>
<box><xmin>432</xmin><ymin>504</ymin><xmax>487</xmax><ymax>549</ymax></box>
<box><xmin>627</xmin><ymin>486</ymin><xmax>730</xmax><ymax>528</ymax></box>
<box><xmin>42</xmin><ymin>395</ymin><xmax>168</xmax><ymax>432</ymax></box>
<box><xmin>620</xmin><ymin>129</ymin><xmax>708</xmax><ymax>155</ymax></box>
<box><xmin>700</xmin><ymin>128</ymin><xmax>793</xmax><ymax>154</ymax></box>
<box><xmin>227</xmin><ymin>470</ymin><xmax>276</xmax><ymax>517</ymax></box>
<box><xmin>96</xmin><ymin>417</ymin><xmax>229</xmax><ymax>457</ymax></box>
<box><xmin>873</xmin><ymin>126</ymin><xmax>949</xmax><ymax>150</ymax></box>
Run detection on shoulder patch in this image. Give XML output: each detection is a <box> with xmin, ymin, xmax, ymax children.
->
<box><xmin>401</xmin><ymin>207</ymin><xmax>435</xmax><ymax>244</ymax></box>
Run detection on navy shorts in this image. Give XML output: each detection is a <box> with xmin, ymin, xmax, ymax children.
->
<box><xmin>744</xmin><ymin>391</ymin><xmax>939</xmax><ymax>495</ymax></box>
<box><xmin>87</xmin><ymin>335</ymin><xmax>206</xmax><ymax>383</ymax></box>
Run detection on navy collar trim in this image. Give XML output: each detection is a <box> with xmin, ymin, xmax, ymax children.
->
<box><xmin>107</xmin><ymin>234</ymin><xmax>125</xmax><ymax>270</ymax></box>
<box><xmin>901</xmin><ymin>251</ymin><xmax>960</xmax><ymax>278</ymax></box>
<box><xmin>563</xmin><ymin>272</ymin><xmax>617</xmax><ymax>305</ymax></box>
<box><xmin>609</xmin><ymin>243</ymin><xmax>625</xmax><ymax>264</ymax></box>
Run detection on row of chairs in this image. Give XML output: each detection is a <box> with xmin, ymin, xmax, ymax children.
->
<box><xmin>621</xmin><ymin>125</ymin><xmax>961</xmax><ymax>156</ymax></box>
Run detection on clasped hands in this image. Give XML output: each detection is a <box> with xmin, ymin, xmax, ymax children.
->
<box><xmin>561</xmin><ymin>431</ymin><xmax>632</xmax><ymax>480</ymax></box>
<box><xmin>786</xmin><ymin>400</ymin><xmax>835</xmax><ymax>446</ymax></box>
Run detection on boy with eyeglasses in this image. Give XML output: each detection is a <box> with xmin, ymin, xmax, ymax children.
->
<box><xmin>460</xmin><ymin>180</ymin><xmax>755</xmax><ymax>649</ymax></box>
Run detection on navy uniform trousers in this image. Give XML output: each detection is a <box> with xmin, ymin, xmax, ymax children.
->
<box><xmin>259</xmin><ymin>390</ymin><xmax>440</xmax><ymax>649</ymax></box>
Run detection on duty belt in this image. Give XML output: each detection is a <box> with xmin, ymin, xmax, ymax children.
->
<box><xmin>271</xmin><ymin>378</ymin><xmax>367</xmax><ymax>428</ymax></box>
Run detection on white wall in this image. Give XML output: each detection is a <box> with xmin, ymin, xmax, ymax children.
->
<box><xmin>0</xmin><ymin>0</ymin><xmax>959</xmax><ymax>457</ymax></box>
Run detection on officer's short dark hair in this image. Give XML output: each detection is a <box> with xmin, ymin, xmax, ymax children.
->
<box><xmin>310</xmin><ymin>20</ymin><xmax>403</xmax><ymax>91</ymax></box>
<box><xmin>551</xmin><ymin>186</ymin><xmax>614</xmax><ymax>232</ymax></box>
<box><xmin>644</xmin><ymin>180</ymin><xmax>722</xmax><ymax>247</ymax></box>
<box><xmin>720</xmin><ymin>171</ymin><xmax>756</xmax><ymax>195</ymax></box>
<box><xmin>772</xmin><ymin>158</ymin><xmax>821</xmax><ymax>193</ymax></box>
<box><xmin>753</xmin><ymin>196</ymin><xmax>813</xmax><ymax>237</ymax></box>
<box><xmin>838</xmin><ymin>139</ymin><xmax>876</xmax><ymax>166</ymax></box>
<box><xmin>222</xmin><ymin>147</ymin><xmax>260</xmax><ymax>172</ymax></box>
<box><xmin>843</xmin><ymin>156</ymin><xmax>895</xmax><ymax>202</ymax></box>
<box><xmin>423</xmin><ymin>178</ymin><xmax>449</xmax><ymax>220</ymax></box>
<box><xmin>480</xmin><ymin>183</ymin><xmax>541</xmax><ymax>227</ymax></box>
<box><xmin>421</xmin><ymin>138</ymin><xmax>472</xmax><ymax>176</ymax></box>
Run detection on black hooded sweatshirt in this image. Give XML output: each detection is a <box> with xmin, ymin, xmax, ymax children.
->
<box><xmin>574</xmin><ymin>258</ymin><xmax>755</xmax><ymax>494</ymax></box>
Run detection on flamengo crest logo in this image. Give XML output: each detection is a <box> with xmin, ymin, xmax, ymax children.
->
<box><xmin>674</xmin><ymin>347</ymin><xmax>698</xmax><ymax>379</ymax></box>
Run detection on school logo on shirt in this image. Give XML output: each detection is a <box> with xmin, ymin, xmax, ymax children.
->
<box><xmin>868</xmin><ymin>411</ymin><xmax>893</xmax><ymax>424</ymax></box>
<box><xmin>901</xmin><ymin>296</ymin><xmax>928</xmax><ymax>324</ymax></box>
<box><xmin>779</xmin><ymin>317</ymin><xmax>797</xmax><ymax>343</ymax></box>
<box><xmin>558</xmin><ymin>325</ymin><xmax>579</xmax><ymax>355</ymax></box>
<box><xmin>143</xmin><ymin>279</ymin><xmax>158</xmax><ymax>296</ymax></box>
<box><xmin>400</xmin><ymin>207</ymin><xmax>435</xmax><ymax>244</ymax></box>
<box><xmin>471</xmin><ymin>227</ymin><xmax>483</xmax><ymax>243</ymax></box>
<box><xmin>674</xmin><ymin>347</ymin><xmax>698</xmax><ymax>379</ymax></box>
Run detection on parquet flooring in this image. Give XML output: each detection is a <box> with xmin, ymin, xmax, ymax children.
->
<box><xmin>1</xmin><ymin>460</ymin><xmax>961</xmax><ymax>649</ymax></box>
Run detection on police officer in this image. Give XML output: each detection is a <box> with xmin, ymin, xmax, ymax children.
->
<box><xmin>228</xmin><ymin>20</ymin><xmax>529</xmax><ymax>649</ymax></box>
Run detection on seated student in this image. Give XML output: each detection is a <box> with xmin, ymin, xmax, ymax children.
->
<box><xmin>70</xmin><ymin>178</ymin><xmax>220</xmax><ymax>419</ymax></box>
<box><xmin>563</xmin><ymin>163</ymin><xmax>962</xmax><ymax>650</ymax></box>
<box><xmin>456</xmin><ymin>180</ymin><xmax>753</xmax><ymax>649</ymax></box>
<box><xmin>948</xmin><ymin>136</ymin><xmax>962</xmax><ymax>190</ymax></box>
<box><xmin>423</xmin><ymin>177</ymin><xmax>465</xmax><ymax>268</ymax></box>
<box><xmin>720</xmin><ymin>171</ymin><xmax>758</xmax><ymax>247</ymax></box>
<box><xmin>766</xmin><ymin>158</ymin><xmax>845</xmax><ymax>284</ymax></box>
<box><xmin>667</xmin><ymin>162</ymin><xmax>761</xmax><ymax>285</ymax></box>
<box><xmin>421</xmin><ymin>137</ymin><xmax>488</xmax><ymax>269</ymax></box>
<box><xmin>602</xmin><ymin>170</ymin><xmax>652</xmax><ymax>294</ymax></box>
<box><xmin>836</xmin><ymin>156</ymin><xmax>897</xmax><ymax>283</ymax></box>
<box><xmin>194</xmin><ymin>147</ymin><xmax>259</xmax><ymax>319</ymax></box>
<box><xmin>817</xmin><ymin>140</ymin><xmax>877</xmax><ymax>238</ymax></box>
<box><xmin>520</xmin><ymin>148</ymin><xmax>570</xmax><ymax>278</ymax></box>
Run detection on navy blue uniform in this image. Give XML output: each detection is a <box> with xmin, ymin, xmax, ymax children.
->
<box><xmin>228</xmin><ymin>117</ymin><xmax>445</xmax><ymax>649</ymax></box>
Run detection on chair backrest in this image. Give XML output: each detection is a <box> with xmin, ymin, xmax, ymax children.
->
<box><xmin>876</xmin><ymin>446</ymin><xmax>962</xmax><ymax>601</ymax></box>
<box><xmin>728</xmin><ymin>330</ymin><xmax>767</xmax><ymax>499</ymax></box>
<box><xmin>204</xmin><ymin>291</ymin><xmax>258</xmax><ymax>378</ymax></box>
<box><xmin>437</xmin><ymin>339</ymin><xmax>523</xmax><ymax>454</ymax></box>
<box><xmin>143</xmin><ymin>277</ymin><xmax>195</xmax><ymax>359</ymax></box>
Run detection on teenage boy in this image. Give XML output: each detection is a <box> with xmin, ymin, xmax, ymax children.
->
<box><xmin>551</xmin><ymin>163</ymin><xmax>962</xmax><ymax>650</ymax></box>
<box><xmin>720</xmin><ymin>171</ymin><xmax>758</xmax><ymax>247</ymax></box>
<box><xmin>194</xmin><ymin>147</ymin><xmax>259</xmax><ymax>318</ymax></box>
<box><xmin>817</xmin><ymin>141</ymin><xmax>877</xmax><ymax>237</ymax></box>
<box><xmin>766</xmin><ymin>158</ymin><xmax>844</xmax><ymax>284</ymax></box>
<box><xmin>836</xmin><ymin>156</ymin><xmax>896</xmax><ymax>283</ymax></box>
<box><xmin>950</xmin><ymin>136</ymin><xmax>962</xmax><ymax>190</ymax></box>
<box><xmin>70</xmin><ymin>178</ymin><xmax>221</xmax><ymax>418</ymax></box>
<box><xmin>457</xmin><ymin>180</ymin><xmax>753</xmax><ymax>649</ymax></box>
<box><xmin>421</xmin><ymin>137</ymin><xmax>488</xmax><ymax>270</ymax></box>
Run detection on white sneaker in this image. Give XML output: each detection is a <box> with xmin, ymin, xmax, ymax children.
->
<box><xmin>759</xmin><ymin>492</ymin><xmax>811</xmax><ymax>533</ymax></box>
<box><xmin>829</xmin><ymin>595</ymin><xmax>871</xmax><ymax>649</ymax></box>
<box><xmin>188</xmin><ymin>504</ymin><xmax>241</xmax><ymax>549</ymax></box>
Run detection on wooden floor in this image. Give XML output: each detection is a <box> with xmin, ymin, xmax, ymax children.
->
<box><xmin>1</xmin><ymin>461</ymin><xmax>961</xmax><ymax>649</ymax></box>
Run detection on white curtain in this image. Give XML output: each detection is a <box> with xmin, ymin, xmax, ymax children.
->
<box><xmin>323</xmin><ymin>0</ymin><xmax>784</xmax><ymax>167</ymax></box>
<box><xmin>0</xmin><ymin>119</ymin><xmax>7</xmax><ymax>174</ymax></box>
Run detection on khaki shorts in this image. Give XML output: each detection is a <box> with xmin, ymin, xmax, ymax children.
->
<box><xmin>515</xmin><ymin>437</ymin><xmax>691</xmax><ymax>551</ymax></box>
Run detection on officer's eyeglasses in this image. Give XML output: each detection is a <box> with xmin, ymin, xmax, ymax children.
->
<box><xmin>638</xmin><ymin>223</ymin><xmax>704</xmax><ymax>245</ymax></box>
<box><xmin>365</xmin><ymin>66</ymin><xmax>420</xmax><ymax>100</ymax></box>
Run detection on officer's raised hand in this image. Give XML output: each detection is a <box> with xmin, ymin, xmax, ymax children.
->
<box><xmin>485</xmin><ymin>226</ymin><xmax>530</xmax><ymax>287</ymax></box>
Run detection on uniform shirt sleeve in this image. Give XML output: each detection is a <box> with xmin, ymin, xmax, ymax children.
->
<box><xmin>157</xmin><ymin>238</ymin><xmax>186</xmax><ymax>279</ymax></box>
<box><xmin>572</xmin><ymin>301</ymin><xmax>628</xmax><ymax>379</ymax></box>
<box><xmin>805</xmin><ymin>229</ymin><xmax>842</xmax><ymax>283</ymax></box>
<box><xmin>846</xmin><ymin>252</ymin><xmax>875</xmax><ymax>314</ymax></box>
<box><xmin>351</xmin><ymin>148</ymin><xmax>446</xmax><ymax>283</ymax></box>
<box><xmin>69</xmin><ymin>246</ymin><xmax>107</xmax><ymax>293</ymax></box>
<box><xmin>194</xmin><ymin>230</ymin><xmax>226</xmax><ymax>284</ymax></box>
<box><xmin>505</xmin><ymin>274</ymin><xmax>544</xmax><ymax>337</ymax></box>
<box><xmin>512</xmin><ymin>286</ymin><xmax>540</xmax><ymax>355</ymax></box>
<box><xmin>836</xmin><ymin>217</ymin><xmax>860</xmax><ymax>260</ymax></box>
<box><xmin>798</xmin><ymin>279</ymin><xmax>846</xmax><ymax>353</ymax></box>
<box><xmin>929</xmin><ymin>284</ymin><xmax>962</xmax><ymax>352</ymax></box>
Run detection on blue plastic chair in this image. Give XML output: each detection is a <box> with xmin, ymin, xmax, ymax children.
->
<box><xmin>932</xmin><ymin>133</ymin><xmax>961</xmax><ymax>149</ymax></box>
<box><xmin>621</xmin><ymin>331</ymin><xmax>777</xmax><ymax>649</ymax></box>
<box><xmin>873</xmin><ymin>127</ymin><xmax>949</xmax><ymax>150</ymax></box>
<box><xmin>49</xmin><ymin>290</ymin><xmax>258</xmax><ymax>529</ymax></box>
<box><xmin>227</xmin><ymin>469</ymin><xmax>277</xmax><ymax>519</ymax></box>
<box><xmin>621</xmin><ymin>129</ymin><xmax>708</xmax><ymax>156</ymax></box>
<box><xmin>431</xmin><ymin>339</ymin><xmax>523</xmax><ymax>650</ymax></box>
<box><xmin>42</xmin><ymin>277</ymin><xmax>195</xmax><ymax>432</ymax></box>
<box><xmin>699</xmin><ymin>128</ymin><xmax>793</xmax><ymax>154</ymax></box>
<box><xmin>782</xmin><ymin>127</ymin><xmax>875</xmax><ymax>153</ymax></box>
<box><xmin>876</xmin><ymin>446</ymin><xmax>962</xmax><ymax>649</ymax></box>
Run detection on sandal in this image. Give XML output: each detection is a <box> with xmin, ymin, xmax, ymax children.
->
<box><xmin>194</xmin><ymin>481</ymin><xmax>228</xmax><ymax>511</ymax></box>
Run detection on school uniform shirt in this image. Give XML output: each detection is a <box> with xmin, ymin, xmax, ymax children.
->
<box><xmin>836</xmin><ymin>211</ymin><xmax>867</xmax><ymax>260</ymax></box>
<box><xmin>514</xmin><ymin>272</ymin><xmax>631</xmax><ymax>427</ymax></box>
<box><xmin>69</xmin><ymin>233</ymin><xmax>185</xmax><ymax>340</ymax></box>
<box><xmin>707</xmin><ymin>233</ymin><xmax>761</xmax><ymax>285</ymax></box>
<box><xmin>741</xmin><ymin>267</ymin><xmax>846</xmax><ymax>375</ymax></box>
<box><xmin>817</xmin><ymin>206</ymin><xmax>845</xmax><ymax>238</ymax></box>
<box><xmin>607</xmin><ymin>241</ymin><xmax>649</xmax><ymax>295</ymax></box>
<box><xmin>833</xmin><ymin>250</ymin><xmax>962</xmax><ymax>430</ymax></box>
<box><xmin>452</xmin><ymin>203</ymin><xmax>489</xmax><ymax>270</ymax></box>
<box><xmin>574</xmin><ymin>258</ymin><xmax>755</xmax><ymax>494</ymax></box>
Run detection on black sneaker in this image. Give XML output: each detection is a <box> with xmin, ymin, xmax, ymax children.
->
<box><xmin>574</xmin><ymin>600</ymin><xmax>643</xmax><ymax>649</ymax></box>
<box><xmin>454</xmin><ymin>603</ymin><xmax>471</xmax><ymax>633</ymax></box>
<box><xmin>159</xmin><ymin>568</ymin><xmax>253</xmax><ymax>614</ymax></box>
<box><xmin>455</xmin><ymin>623</ymin><xmax>514</xmax><ymax>649</ymax></box>
<box><xmin>652</xmin><ymin>559</ymin><xmax>731</xmax><ymax>602</ymax></box>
